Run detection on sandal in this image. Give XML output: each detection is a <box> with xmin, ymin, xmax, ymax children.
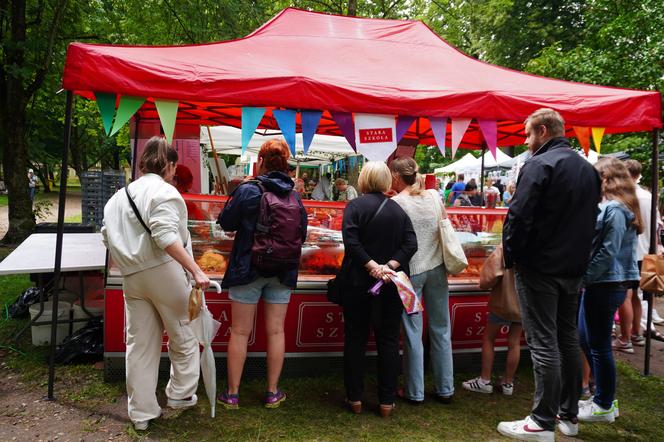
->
<box><xmin>345</xmin><ymin>399</ymin><xmax>362</xmax><ymax>414</ymax></box>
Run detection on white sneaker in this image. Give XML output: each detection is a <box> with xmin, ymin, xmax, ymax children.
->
<box><xmin>501</xmin><ymin>383</ymin><xmax>514</xmax><ymax>396</ymax></box>
<box><xmin>579</xmin><ymin>396</ymin><xmax>619</xmax><ymax>419</ymax></box>
<box><xmin>462</xmin><ymin>377</ymin><xmax>493</xmax><ymax>394</ymax></box>
<box><xmin>556</xmin><ymin>417</ymin><xmax>579</xmax><ymax>437</ymax></box>
<box><xmin>578</xmin><ymin>401</ymin><xmax>615</xmax><ymax>423</ymax></box>
<box><xmin>497</xmin><ymin>416</ymin><xmax>554</xmax><ymax>441</ymax></box>
<box><xmin>167</xmin><ymin>393</ymin><xmax>198</xmax><ymax>409</ymax></box>
<box><xmin>613</xmin><ymin>399</ymin><xmax>619</xmax><ymax>418</ymax></box>
<box><xmin>652</xmin><ymin>308</ymin><xmax>664</xmax><ymax>325</ymax></box>
<box><xmin>133</xmin><ymin>420</ymin><xmax>149</xmax><ymax>431</ymax></box>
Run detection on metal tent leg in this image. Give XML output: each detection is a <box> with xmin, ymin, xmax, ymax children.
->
<box><xmin>644</xmin><ymin>128</ymin><xmax>659</xmax><ymax>376</ymax></box>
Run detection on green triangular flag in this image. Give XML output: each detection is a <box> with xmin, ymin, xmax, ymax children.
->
<box><xmin>154</xmin><ymin>99</ymin><xmax>179</xmax><ymax>143</ymax></box>
<box><xmin>94</xmin><ymin>92</ymin><xmax>116</xmax><ymax>135</ymax></box>
<box><xmin>110</xmin><ymin>96</ymin><xmax>145</xmax><ymax>136</ymax></box>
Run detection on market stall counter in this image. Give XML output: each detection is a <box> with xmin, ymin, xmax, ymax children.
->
<box><xmin>103</xmin><ymin>195</ymin><xmax>513</xmax><ymax>380</ymax></box>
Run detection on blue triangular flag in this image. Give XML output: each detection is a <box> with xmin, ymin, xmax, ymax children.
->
<box><xmin>241</xmin><ymin>107</ymin><xmax>266</xmax><ymax>155</ymax></box>
<box><xmin>301</xmin><ymin>110</ymin><xmax>323</xmax><ymax>155</ymax></box>
<box><xmin>273</xmin><ymin>109</ymin><xmax>297</xmax><ymax>156</ymax></box>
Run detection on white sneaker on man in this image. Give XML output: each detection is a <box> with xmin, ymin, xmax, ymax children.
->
<box><xmin>497</xmin><ymin>416</ymin><xmax>554</xmax><ymax>441</ymax></box>
<box><xmin>133</xmin><ymin>420</ymin><xmax>149</xmax><ymax>431</ymax></box>
<box><xmin>578</xmin><ymin>397</ymin><xmax>619</xmax><ymax>418</ymax></box>
<box><xmin>578</xmin><ymin>401</ymin><xmax>615</xmax><ymax>423</ymax></box>
<box><xmin>556</xmin><ymin>417</ymin><xmax>579</xmax><ymax>437</ymax></box>
<box><xmin>167</xmin><ymin>393</ymin><xmax>198</xmax><ymax>409</ymax></box>
<box><xmin>462</xmin><ymin>377</ymin><xmax>493</xmax><ymax>394</ymax></box>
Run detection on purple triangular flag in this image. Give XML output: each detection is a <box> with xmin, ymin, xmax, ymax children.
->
<box><xmin>330</xmin><ymin>111</ymin><xmax>356</xmax><ymax>151</ymax></box>
<box><xmin>429</xmin><ymin>117</ymin><xmax>448</xmax><ymax>157</ymax></box>
<box><xmin>478</xmin><ymin>119</ymin><xmax>498</xmax><ymax>159</ymax></box>
<box><xmin>301</xmin><ymin>110</ymin><xmax>323</xmax><ymax>155</ymax></box>
<box><xmin>396</xmin><ymin>116</ymin><xmax>416</xmax><ymax>142</ymax></box>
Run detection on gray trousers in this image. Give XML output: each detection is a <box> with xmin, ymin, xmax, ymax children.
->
<box><xmin>515</xmin><ymin>266</ymin><xmax>582</xmax><ymax>430</ymax></box>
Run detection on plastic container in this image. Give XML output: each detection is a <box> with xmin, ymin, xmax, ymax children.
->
<box><xmin>29</xmin><ymin>301</ymin><xmax>71</xmax><ymax>346</ymax></box>
<box><xmin>72</xmin><ymin>298</ymin><xmax>105</xmax><ymax>332</ymax></box>
<box><xmin>57</xmin><ymin>289</ymin><xmax>79</xmax><ymax>305</ymax></box>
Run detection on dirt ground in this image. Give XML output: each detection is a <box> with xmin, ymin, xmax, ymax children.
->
<box><xmin>0</xmin><ymin>192</ymin><xmax>82</xmax><ymax>239</ymax></box>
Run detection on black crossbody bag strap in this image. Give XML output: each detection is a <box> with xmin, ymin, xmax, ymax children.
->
<box><xmin>125</xmin><ymin>186</ymin><xmax>152</xmax><ymax>235</ymax></box>
<box><xmin>368</xmin><ymin>197</ymin><xmax>388</xmax><ymax>227</ymax></box>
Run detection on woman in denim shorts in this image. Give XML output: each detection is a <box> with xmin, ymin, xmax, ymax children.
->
<box><xmin>216</xmin><ymin>139</ymin><xmax>307</xmax><ymax>409</ymax></box>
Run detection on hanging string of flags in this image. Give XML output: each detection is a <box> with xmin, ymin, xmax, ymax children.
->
<box><xmin>92</xmin><ymin>92</ymin><xmax>607</xmax><ymax>161</ymax></box>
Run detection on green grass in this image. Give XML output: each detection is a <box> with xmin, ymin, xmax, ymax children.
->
<box><xmin>1</xmin><ymin>247</ymin><xmax>664</xmax><ymax>441</ymax></box>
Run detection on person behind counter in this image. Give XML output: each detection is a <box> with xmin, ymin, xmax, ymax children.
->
<box><xmin>390</xmin><ymin>157</ymin><xmax>454</xmax><ymax>405</ymax></box>
<box><xmin>312</xmin><ymin>172</ymin><xmax>333</xmax><ymax>200</ymax></box>
<box><xmin>101</xmin><ymin>136</ymin><xmax>211</xmax><ymax>432</ymax></box>
<box><xmin>454</xmin><ymin>182</ymin><xmax>482</xmax><ymax>207</ymax></box>
<box><xmin>216</xmin><ymin>138</ymin><xmax>307</xmax><ymax>410</ymax></box>
<box><xmin>335</xmin><ymin>178</ymin><xmax>358</xmax><ymax>202</ymax></box>
<box><xmin>578</xmin><ymin>158</ymin><xmax>642</xmax><ymax>424</ymax></box>
<box><xmin>341</xmin><ymin>161</ymin><xmax>417</xmax><ymax>418</ymax></box>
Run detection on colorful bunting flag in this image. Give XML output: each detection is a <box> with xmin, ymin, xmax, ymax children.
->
<box><xmin>273</xmin><ymin>109</ymin><xmax>297</xmax><ymax>156</ymax></box>
<box><xmin>241</xmin><ymin>107</ymin><xmax>267</xmax><ymax>155</ymax></box>
<box><xmin>591</xmin><ymin>127</ymin><xmax>606</xmax><ymax>154</ymax></box>
<box><xmin>573</xmin><ymin>126</ymin><xmax>591</xmax><ymax>156</ymax></box>
<box><xmin>154</xmin><ymin>99</ymin><xmax>179</xmax><ymax>144</ymax></box>
<box><xmin>395</xmin><ymin>116</ymin><xmax>416</xmax><ymax>142</ymax></box>
<box><xmin>94</xmin><ymin>92</ymin><xmax>116</xmax><ymax>135</ymax></box>
<box><xmin>478</xmin><ymin>119</ymin><xmax>498</xmax><ymax>160</ymax></box>
<box><xmin>354</xmin><ymin>113</ymin><xmax>397</xmax><ymax>162</ymax></box>
<box><xmin>330</xmin><ymin>111</ymin><xmax>356</xmax><ymax>151</ymax></box>
<box><xmin>451</xmin><ymin>118</ymin><xmax>472</xmax><ymax>158</ymax></box>
<box><xmin>301</xmin><ymin>110</ymin><xmax>323</xmax><ymax>155</ymax></box>
<box><xmin>110</xmin><ymin>96</ymin><xmax>145</xmax><ymax>136</ymax></box>
<box><xmin>429</xmin><ymin>117</ymin><xmax>448</xmax><ymax>157</ymax></box>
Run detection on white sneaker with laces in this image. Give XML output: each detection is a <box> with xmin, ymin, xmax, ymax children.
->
<box><xmin>556</xmin><ymin>417</ymin><xmax>578</xmax><ymax>437</ymax></box>
<box><xmin>462</xmin><ymin>377</ymin><xmax>493</xmax><ymax>394</ymax></box>
<box><xmin>133</xmin><ymin>420</ymin><xmax>149</xmax><ymax>431</ymax></box>
<box><xmin>501</xmin><ymin>383</ymin><xmax>514</xmax><ymax>396</ymax></box>
<box><xmin>579</xmin><ymin>396</ymin><xmax>619</xmax><ymax>419</ymax></box>
<box><xmin>167</xmin><ymin>393</ymin><xmax>198</xmax><ymax>409</ymax></box>
<box><xmin>578</xmin><ymin>401</ymin><xmax>615</xmax><ymax>423</ymax></box>
<box><xmin>613</xmin><ymin>399</ymin><xmax>619</xmax><ymax>418</ymax></box>
<box><xmin>497</xmin><ymin>416</ymin><xmax>554</xmax><ymax>441</ymax></box>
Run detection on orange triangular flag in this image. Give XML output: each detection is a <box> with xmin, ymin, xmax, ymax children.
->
<box><xmin>591</xmin><ymin>127</ymin><xmax>605</xmax><ymax>154</ymax></box>
<box><xmin>573</xmin><ymin>126</ymin><xmax>591</xmax><ymax>156</ymax></box>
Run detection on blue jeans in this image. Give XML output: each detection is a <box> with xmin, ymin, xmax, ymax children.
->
<box><xmin>578</xmin><ymin>285</ymin><xmax>626</xmax><ymax>409</ymax></box>
<box><xmin>401</xmin><ymin>265</ymin><xmax>453</xmax><ymax>400</ymax></box>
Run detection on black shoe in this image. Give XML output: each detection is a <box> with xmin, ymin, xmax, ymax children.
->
<box><xmin>396</xmin><ymin>388</ymin><xmax>423</xmax><ymax>405</ymax></box>
<box><xmin>436</xmin><ymin>394</ymin><xmax>453</xmax><ymax>404</ymax></box>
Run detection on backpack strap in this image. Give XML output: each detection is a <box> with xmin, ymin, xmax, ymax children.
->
<box><xmin>125</xmin><ymin>186</ymin><xmax>152</xmax><ymax>235</ymax></box>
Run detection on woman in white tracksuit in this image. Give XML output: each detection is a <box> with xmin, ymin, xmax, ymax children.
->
<box><xmin>102</xmin><ymin>136</ymin><xmax>210</xmax><ymax>431</ymax></box>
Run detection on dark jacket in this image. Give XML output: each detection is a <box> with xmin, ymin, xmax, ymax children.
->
<box><xmin>503</xmin><ymin>137</ymin><xmax>601</xmax><ymax>277</ymax></box>
<box><xmin>341</xmin><ymin>192</ymin><xmax>418</xmax><ymax>289</ymax></box>
<box><xmin>217</xmin><ymin>171</ymin><xmax>308</xmax><ymax>289</ymax></box>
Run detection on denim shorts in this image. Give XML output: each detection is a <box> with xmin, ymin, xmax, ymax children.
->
<box><xmin>488</xmin><ymin>312</ymin><xmax>520</xmax><ymax>326</ymax></box>
<box><xmin>228</xmin><ymin>276</ymin><xmax>291</xmax><ymax>305</ymax></box>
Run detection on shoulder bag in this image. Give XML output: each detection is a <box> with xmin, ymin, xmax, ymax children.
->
<box><xmin>430</xmin><ymin>190</ymin><xmax>468</xmax><ymax>275</ymax></box>
<box><xmin>326</xmin><ymin>198</ymin><xmax>389</xmax><ymax>305</ymax></box>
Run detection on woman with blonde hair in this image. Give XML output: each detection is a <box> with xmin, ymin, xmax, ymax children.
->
<box><xmin>341</xmin><ymin>161</ymin><xmax>417</xmax><ymax>417</ymax></box>
<box><xmin>390</xmin><ymin>157</ymin><xmax>454</xmax><ymax>404</ymax></box>
<box><xmin>102</xmin><ymin>136</ymin><xmax>210</xmax><ymax>431</ymax></box>
<box><xmin>578</xmin><ymin>158</ymin><xmax>642</xmax><ymax>424</ymax></box>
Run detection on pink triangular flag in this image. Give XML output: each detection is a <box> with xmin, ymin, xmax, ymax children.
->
<box><xmin>429</xmin><ymin>117</ymin><xmax>448</xmax><ymax>157</ymax></box>
<box><xmin>451</xmin><ymin>118</ymin><xmax>472</xmax><ymax>158</ymax></box>
<box><xmin>573</xmin><ymin>126</ymin><xmax>591</xmax><ymax>156</ymax></box>
<box><xmin>478</xmin><ymin>119</ymin><xmax>498</xmax><ymax>160</ymax></box>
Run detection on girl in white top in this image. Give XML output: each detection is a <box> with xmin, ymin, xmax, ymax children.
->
<box><xmin>102</xmin><ymin>137</ymin><xmax>209</xmax><ymax>431</ymax></box>
<box><xmin>390</xmin><ymin>157</ymin><xmax>454</xmax><ymax>403</ymax></box>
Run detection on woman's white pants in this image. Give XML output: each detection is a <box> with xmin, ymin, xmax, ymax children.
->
<box><xmin>122</xmin><ymin>259</ymin><xmax>200</xmax><ymax>423</ymax></box>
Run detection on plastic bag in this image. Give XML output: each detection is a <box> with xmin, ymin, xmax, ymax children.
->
<box><xmin>8</xmin><ymin>287</ymin><xmax>43</xmax><ymax>318</ymax></box>
<box><xmin>53</xmin><ymin>317</ymin><xmax>103</xmax><ymax>365</ymax></box>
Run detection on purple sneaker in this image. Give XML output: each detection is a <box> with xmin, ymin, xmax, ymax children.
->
<box><xmin>264</xmin><ymin>390</ymin><xmax>286</xmax><ymax>409</ymax></box>
<box><xmin>217</xmin><ymin>391</ymin><xmax>239</xmax><ymax>410</ymax></box>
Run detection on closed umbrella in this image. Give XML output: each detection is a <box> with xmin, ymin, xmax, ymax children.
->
<box><xmin>189</xmin><ymin>280</ymin><xmax>222</xmax><ymax>417</ymax></box>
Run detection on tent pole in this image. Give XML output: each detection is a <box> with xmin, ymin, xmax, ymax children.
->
<box><xmin>644</xmin><ymin>128</ymin><xmax>659</xmax><ymax>376</ymax></box>
<box><xmin>131</xmin><ymin>115</ymin><xmax>140</xmax><ymax>180</ymax></box>
<box><xmin>47</xmin><ymin>90</ymin><xmax>73</xmax><ymax>400</ymax></box>
<box><xmin>480</xmin><ymin>144</ymin><xmax>486</xmax><ymax>196</ymax></box>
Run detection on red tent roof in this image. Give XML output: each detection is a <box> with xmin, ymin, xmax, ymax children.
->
<box><xmin>62</xmin><ymin>8</ymin><xmax>661</xmax><ymax>148</ymax></box>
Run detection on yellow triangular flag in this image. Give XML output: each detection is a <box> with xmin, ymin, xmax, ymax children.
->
<box><xmin>591</xmin><ymin>127</ymin><xmax>605</xmax><ymax>154</ymax></box>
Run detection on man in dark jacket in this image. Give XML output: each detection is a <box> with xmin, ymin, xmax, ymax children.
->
<box><xmin>497</xmin><ymin>109</ymin><xmax>601</xmax><ymax>441</ymax></box>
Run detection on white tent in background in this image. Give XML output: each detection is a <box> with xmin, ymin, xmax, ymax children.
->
<box><xmin>470</xmin><ymin>149</ymin><xmax>513</xmax><ymax>170</ymax></box>
<box><xmin>436</xmin><ymin>153</ymin><xmax>477</xmax><ymax>174</ymax></box>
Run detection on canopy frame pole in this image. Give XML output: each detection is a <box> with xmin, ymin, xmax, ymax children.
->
<box><xmin>644</xmin><ymin>128</ymin><xmax>659</xmax><ymax>376</ymax></box>
<box><xmin>206</xmin><ymin>126</ymin><xmax>226</xmax><ymax>195</ymax></box>
<box><xmin>47</xmin><ymin>90</ymin><xmax>73</xmax><ymax>400</ymax></box>
<box><xmin>480</xmin><ymin>144</ymin><xmax>486</xmax><ymax>196</ymax></box>
<box><xmin>131</xmin><ymin>115</ymin><xmax>140</xmax><ymax>180</ymax></box>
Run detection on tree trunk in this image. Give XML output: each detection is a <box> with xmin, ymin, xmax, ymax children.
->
<box><xmin>347</xmin><ymin>0</ymin><xmax>357</xmax><ymax>16</ymax></box>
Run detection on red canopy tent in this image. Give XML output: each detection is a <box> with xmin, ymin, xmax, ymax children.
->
<box><xmin>62</xmin><ymin>7</ymin><xmax>661</xmax><ymax>148</ymax></box>
<box><xmin>44</xmin><ymin>8</ymin><xmax>662</xmax><ymax>399</ymax></box>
